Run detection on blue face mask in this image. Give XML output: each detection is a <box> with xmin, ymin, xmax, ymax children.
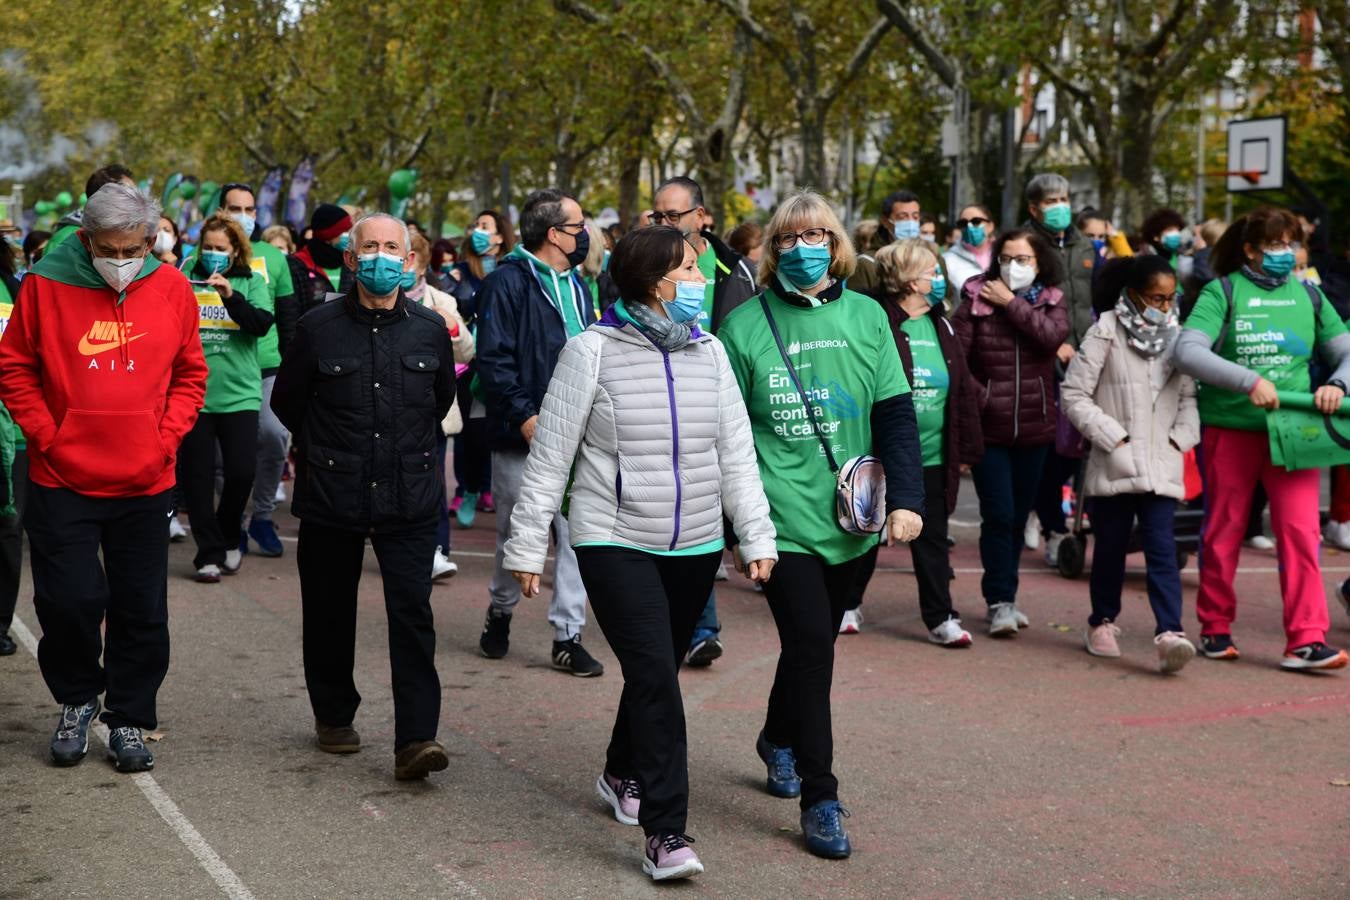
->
<box><xmin>1161</xmin><ymin>232</ymin><xmax>1182</xmax><ymax>253</ymax></box>
<box><xmin>1261</xmin><ymin>249</ymin><xmax>1295</xmax><ymax>278</ymax></box>
<box><xmin>201</xmin><ymin>250</ymin><xmax>231</xmax><ymax>275</ymax></box>
<box><xmin>471</xmin><ymin>229</ymin><xmax>493</xmax><ymax>255</ymax></box>
<box><xmin>232</xmin><ymin>213</ymin><xmax>256</xmax><ymax>239</ymax></box>
<box><xmin>927</xmin><ymin>272</ymin><xmax>947</xmax><ymax>306</ymax></box>
<box><xmin>356</xmin><ymin>252</ymin><xmax>407</xmax><ymax>296</ymax></box>
<box><xmin>963</xmin><ymin>223</ymin><xmax>986</xmax><ymax>247</ymax></box>
<box><xmin>481</xmin><ymin>256</ymin><xmax>497</xmax><ymax>275</ymax></box>
<box><xmin>1042</xmin><ymin>203</ymin><xmax>1072</xmax><ymax>232</ymax></box>
<box><xmin>336</xmin><ymin>233</ymin><xmax>350</xmax><ymax>252</ymax></box>
<box><xmin>778</xmin><ymin>243</ymin><xmax>832</xmax><ymax>291</ymax></box>
<box><xmin>893</xmin><ymin>219</ymin><xmax>921</xmax><ymax>241</ymax></box>
<box><xmin>399</xmin><ymin>268</ymin><xmax>418</xmax><ymax>290</ymax></box>
<box><xmin>662</xmin><ymin>277</ymin><xmax>706</xmax><ymax>324</ymax></box>
<box><xmin>1091</xmin><ymin>237</ymin><xmax>1106</xmax><ymax>254</ymax></box>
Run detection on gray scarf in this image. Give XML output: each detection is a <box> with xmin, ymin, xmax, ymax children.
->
<box><xmin>1114</xmin><ymin>295</ymin><xmax>1177</xmax><ymax>359</ymax></box>
<box><xmin>1241</xmin><ymin>264</ymin><xmax>1286</xmax><ymax>292</ymax></box>
<box><xmin>625</xmin><ymin>299</ymin><xmax>693</xmax><ymax>351</ymax></box>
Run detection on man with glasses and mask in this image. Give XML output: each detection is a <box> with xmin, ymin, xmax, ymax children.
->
<box><xmin>272</xmin><ymin>212</ymin><xmax>456</xmax><ymax>780</ymax></box>
<box><xmin>475</xmin><ymin>188</ymin><xmax>604</xmax><ymax>677</ymax></box>
<box><xmin>851</xmin><ymin>189</ymin><xmax>923</xmax><ymax>296</ymax></box>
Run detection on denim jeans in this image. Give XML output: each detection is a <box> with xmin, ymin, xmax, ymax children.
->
<box><xmin>1087</xmin><ymin>492</ymin><xmax>1182</xmax><ymax>634</ymax></box>
<box><xmin>971</xmin><ymin>444</ymin><xmax>1050</xmax><ymax>606</ymax></box>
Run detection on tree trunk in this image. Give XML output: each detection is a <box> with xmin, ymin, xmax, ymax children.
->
<box><xmin>471</xmin><ymin>162</ymin><xmax>495</xmax><ymax>214</ymax></box>
<box><xmin>617</xmin><ymin>146</ymin><xmax>641</xmax><ymax>231</ymax></box>
<box><xmin>1117</xmin><ymin>90</ymin><xmax>1158</xmax><ymax>228</ymax></box>
<box><xmin>798</xmin><ymin>98</ymin><xmax>829</xmax><ymax>193</ymax></box>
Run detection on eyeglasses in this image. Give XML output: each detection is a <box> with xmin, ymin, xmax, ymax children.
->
<box><xmin>773</xmin><ymin>228</ymin><xmax>831</xmax><ymax>251</ymax></box>
<box><xmin>552</xmin><ymin>221</ymin><xmax>586</xmax><ymax>235</ymax></box>
<box><xmin>997</xmin><ymin>254</ymin><xmax>1035</xmax><ymax>266</ymax></box>
<box><xmin>650</xmin><ymin>207</ymin><xmax>698</xmax><ymax>224</ymax></box>
<box><xmin>1138</xmin><ymin>292</ymin><xmax>1173</xmax><ymax>307</ymax></box>
<box><xmin>956</xmin><ymin>217</ymin><xmax>991</xmax><ymax>228</ymax></box>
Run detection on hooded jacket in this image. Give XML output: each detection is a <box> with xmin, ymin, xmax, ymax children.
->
<box><xmin>0</xmin><ymin>237</ymin><xmax>208</xmax><ymax>498</ymax></box>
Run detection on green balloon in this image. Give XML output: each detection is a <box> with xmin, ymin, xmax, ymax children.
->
<box><xmin>34</xmin><ymin>200</ymin><xmax>56</xmax><ymax>215</ymax></box>
<box><xmin>388</xmin><ymin>168</ymin><xmax>418</xmax><ymax>201</ymax></box>
<box><xmin>54</xmin><ymin>191</ymin><xmax>73</xmax><ymax>208</ymax></box>
<box><xmin>178</xmin><ymin>182</ymin><xmax>197</xmax><ymax>200</ymax></box>
<box><xmin>79</xmin><ymin>192</ymin><xmax>87</xmax><ymax>205</ymax></box>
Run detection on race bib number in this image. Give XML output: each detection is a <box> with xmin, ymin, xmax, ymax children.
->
<box><xmin>250</xmin><ymin>255</ymin><xmax>270</xmax><ymax>284</ymax></box>
<box><xmin>195</xmin><ymin>290</ymin><xmax>239</xmax><ymax>331</ymax></box>
<box><xmin>0</xmin><ymin>302</ymin><xmax>12</xmax><ymax>338</ymax></box>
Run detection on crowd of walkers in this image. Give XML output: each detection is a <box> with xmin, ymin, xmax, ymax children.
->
<box><xmin>2</xmin><ymin>162</ymin><xmax>1350</xmax><ymax>882</ymax></box>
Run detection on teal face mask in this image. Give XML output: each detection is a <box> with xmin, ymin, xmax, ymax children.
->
<box><xmin>356</xmin><ymin>252</ymin><xmax>406</xmax><ymax>296</ymax></box>
<box><xmin>778</xmin><ymin>243</ymin><xmax>832</xmax><ymax>291</ymax></box>
<box><xmin>470</xmin><ymin>229</ymin><xmax>493</xmax><ymax>255</ymax></box>
<box><xmin>201</xmin><ymin>250</ymin><xmax>231</xmax><ymax>275</ymax></box>
<box><xmin>1042</xmin><ymin>203</ymin><xmax>1072</xmax><ymax>232</ymax></box>
<box><xmin>336</xmin><ymin>233</ymin><xmax>350</xmax><ymax>251</ymax></box>
<box><xmin>927</xmin><ymin>272</ymin><xmax>947</xmax><ymax>306</ymax></box>
<box><xmin>1161</xmin><ymin>232</ymin><xmax>1182</xmax><ymax>253</ymax></box>
<box><xmin>963</xmin><ymin>223</ymin><xmax>986</xmax><ymax>246</ymax></box>
<box><xmin>1261</xmin><ymin>249</ymin><xmax>1295</xmax><ymax>278</ymax></box>
<box><xmin>399</xmin><ymin>268</ymin><xmax>418</xmax><ymax>290</ymax></box>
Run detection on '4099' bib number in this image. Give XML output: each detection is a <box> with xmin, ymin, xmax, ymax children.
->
<box><xmin>194</xmin><ymin>290</ymin><xmax>239</xmax><ymax>331</ymax></box>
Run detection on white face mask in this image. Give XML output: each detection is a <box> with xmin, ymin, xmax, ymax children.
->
<box><xmin>92</xmin><ymin>254</ymin><xmax>147</xmax><ymax>293</ymax></box>
<box><xmin>1000</xmin><ymin>260</ymin><xmax>1036</xmax><ymax>292</ymax></box>
<box><xmin>153</xmin><ymin>231</ymin><xmax>175</xmax><ymax>254</ymax></box>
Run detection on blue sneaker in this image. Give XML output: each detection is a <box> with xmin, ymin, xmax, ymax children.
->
<box><xmin>456</xmin><ymin>492</ymin><xmax>479</xmax><ymax>529</ymax></box>
<box><xmin>247</xmin><ymin>518</ymin><xmax>284</xmax><ymax>557</ymax></box>
<box><xmin>800</xmin><ymin>799</ymin><xmax>851</xmax><ymax>859</ymax></box>
<box><xmin>106</xmin><ymin>726</ymin><xmax>154</xmax><ymax>773</ymax></box>
<box><xmin>755</xmin><ymin>729</ymin><xmax>801</xmax><ymax>799</ymax></box>
<box><xmin>50</xmin><ymin>699</ymin><xmax>100</xmax><ymax>766</ymax></box>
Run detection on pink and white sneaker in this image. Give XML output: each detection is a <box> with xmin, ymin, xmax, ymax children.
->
<box><xmin>597</xmin><ymin>771</ymin><xmax>641</xmax><ymax>825</ymax></box>
<box><xmin>1085</xmin><ymin>621</ymin><xmax>1122</xmax><ymax>658</ymax></box>
<box><xmin>643</xmin><ymin>832</ymin><xmax>703</xmax><ymax>881</ymax></box>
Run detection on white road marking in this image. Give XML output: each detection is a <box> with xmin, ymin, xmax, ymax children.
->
<box><xmin>11</xmin><ymin>616</ymin><xmax>257</xmax><ymax>900</ymax></box>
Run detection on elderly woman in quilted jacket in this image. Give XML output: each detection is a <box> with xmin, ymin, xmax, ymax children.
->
<box><xmin>1061</xmin><ymin>255</ymin><xmax>1200</xmax><ymax>674</ymax></box>
<box><xmin>953</xmin><ymin>228</ymin><xmax>1069</xmax><ymax>637</ymax></box>
<box><xmin>502</xmin><ymin>226</ymin><xmax>776</xmax><ymax>883</ymax></box>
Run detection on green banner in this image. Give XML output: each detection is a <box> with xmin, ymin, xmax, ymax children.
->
<box><xmin>1267</xmin><ymin>391</ymin><xmax>1350</xmax><ymax>470</ymax></box>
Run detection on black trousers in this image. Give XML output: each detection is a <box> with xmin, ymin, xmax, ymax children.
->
<box><xmin>1033</xmin><ymin>446</ymin><xmax>1079</xmax><ymax>536</ymax></box>
<box><xmin>297</xmin><ymin>520</ymin><xmax>441</xmax><ymax>750</ymax></box>
<box><xmin>0</xmin><ymin>450</ymin><xmax>28</xmax><ymax>633</ymax></box>
<box><xmin>25</xmin><ymin>483</ymin><xmax>172</xmax><ymax>729</ymax></box>
<box><xmin>910</xmin><ymin>465</ymin><xmax>958</xmax><ymax>629</ymax></box>
<box><xmin>762</xmin><ymin>550</ymin><xmax>870</xmax><ymax>809</ymax></box>
<box><xmin>576</xmin><ymin>546</ymin><xmax>719</xmax><ymax>836</ymax></box>
<box><xmin>180</xmin><ymin>411</ymin><xmax>259</xmax><ymax>568</ymax></box>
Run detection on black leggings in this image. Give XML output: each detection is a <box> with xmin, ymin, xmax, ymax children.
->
<box><xmin>575</xmin><ymin>546</ymin><xmax>719</xmax><ymax>836</ymax></box>
<box><xmin>179</xmin><ymin>410</ymin><xmax>258</xmax><ymax>568</ymax></box>
<box><xmin>762</xmin><ymin>549</ymin><xmax>871</xmax><ymax>809</ymax></box>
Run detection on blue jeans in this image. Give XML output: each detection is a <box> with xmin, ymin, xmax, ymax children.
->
<box><xmin>972</xmin><ymin>444</ymin><xmax>1050</xmax><ymax>606</ymax></box>
<box><xmin>691</xmin><ymin>591</ymin><xmax>719</xmax><ymax>645</ymax></box>
<box><xmin>1087</xmin><ymin>493</ymin><xmax>1183</xmax><ymax>634</ymax></box>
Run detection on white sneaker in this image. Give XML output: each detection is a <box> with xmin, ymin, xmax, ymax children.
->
<box><xmin>1154</xmin><ymin>631</ymin><xmax>1196</xmax><ymax>674</ymax></box>
<box><xmin>1244</xmin><ymin>535</ymin><xmax>1276</xmax><ymax>551</ymax></box>
<box><xmin>988</xmin><ymin>603</ymin><xmax>1019</xmax><ymax>637</ymax></box>
<box><xmin>838</xmin><ymin>608</ymin><xmax>863</xmax><ymax>635</ymax></box>
<box><xmin>168</xmin><ymin>516</ymin><xmax>188</xmax><ymax>543</ymax></box>
<box><xmin>223</xmin><ymin>549</ymin><xmax>242</xmax><ymax>574</ymax></box>
<box><xmin>1013</xmin><ymin>606</ymin><xmax>1030</xmax><ymax>629</ymax></box>
<box><xmin>1325</xmin><ymin>521</ymin><xmax>1350</xmax><ymax>551</ymax></box>
<box><xmin>275</xmin><ymin>483</ymin><xmax>287</xmax><ymax>503</ymax></box>
<box><xmin>1023</xmin><ymin>512</ymin><xmax>1041</xmax><ymax>550</ymax></box>
<box><xmin>432</xmin><ymin>548</ymin><xmax>458</xmax><ymax>581</ymax></box>
<box><xmin>713</xmin><ymin>564</ymin><xmax>729</xmax><ymax>582</ymax></box>
<box><xmin>195</xmin><ymin>564</ymin><xmax>222</xmax><ymax>583</ymax></box>
<box><xmin>928</xmin><ymin>617</ymin><xmax>973</xmax><ymax>647</ymax></box>
<box><xmin>1044</xmin><ymin>533</ymin><xmax>1066</xmax><ymax>566</ymax></box>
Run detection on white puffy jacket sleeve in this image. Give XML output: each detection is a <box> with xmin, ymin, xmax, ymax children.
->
<box><xmin>711</xmin><ymin>338</ymin><xmax>777</xmax><ymax>564</ymax></box>
<box><xmin>502</xmin><ymin>334</ymin><xmax>600</xmax><ymax>575</ymax></box>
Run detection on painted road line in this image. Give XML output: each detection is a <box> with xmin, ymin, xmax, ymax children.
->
<box><xmin>11</xmin><ymin>616</ymin><xmax>257</xmax><ymax>900</ymax></box>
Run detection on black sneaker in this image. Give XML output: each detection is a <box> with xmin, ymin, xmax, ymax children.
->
<box><xmin>1281</xmin><ymin>642</ymin><xmax>1349</xmax><ymax>671</ymax></box>
<box><xmin>1200</xmin><ymin>634</ymin><xmax>1240</xmax><ymax>660</ymax></box>
<box><xmin>480</xmin><ymin>609</ymin><xmax>511</xmax><ymax>659</ymax></box>
<box><xmin>552</xmin><ymin>637</ymin><xmax>604</xmax><ymax>677</ymax></box>
<box><xmin>0</xmin><ymin>630</ymin><xmax>16</xmax><ymax>656</ymax></box>
<box><xmin>684</xmin><ymin>637</ymin><xmax>723</xmax><ymax>668</ymax></box>
<box><xmin>50</xmin><ymin>699</ymin><xmax>100</xmax><ymax>766</ymax></box>
<box><xmin>106</xmin><ymin>726</ymin><xmax>154</xmax><ymax>772</ymax></box>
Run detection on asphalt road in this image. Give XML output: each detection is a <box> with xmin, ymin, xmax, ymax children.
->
<box><xmin>2</xmin><ymin>484</ymin><xmax>1348</xmax><ymax>899</ymax></box>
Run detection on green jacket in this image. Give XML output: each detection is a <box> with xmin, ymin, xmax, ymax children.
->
<box><xmin>0</xmin><ymin>403</ymin><xmax>16</xmax><ymax>518</ymax></box>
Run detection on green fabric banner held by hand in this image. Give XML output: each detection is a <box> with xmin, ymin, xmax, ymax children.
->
<box><xmin>1267</xmin><ymin>390</ymin><xmax>1350</xmax><ymax>470</ymax></box>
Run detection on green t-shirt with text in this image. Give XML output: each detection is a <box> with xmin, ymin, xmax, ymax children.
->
<box><xmin>902</xmin><ymin>314</ymin><xmax>948</xmax><ymax>466</ymax></box>
<box><xmin>719</xmin><ymin>284</ymin><xmax>910</xmax><ymax>565</ymax></box>
<box><xmin>1185</xmin><ymin>272</ymin><xmax>1344</xmax><ymax>432</ymax></box>
<box><xmin>194</xmin><ymin>272</ymin><xmax>272</xmax><ymax>414</ymax></box>
<box><xmin>250</xmin><ymin>240</ymin><xmax>294</xmax><ymax>370</ymax></box>
<box><xmin>697</xmin><ymin>243</ymin><xmax>718</xmax><ymax>328</ymax></box>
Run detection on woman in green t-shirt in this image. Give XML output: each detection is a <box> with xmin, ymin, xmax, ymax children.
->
<box><xmin>179</xmin><ymin>214</ymin><xmax>274</xmax><ymax>584</ymax></box>
<box><xmin>1173</xmin><ymin>207</ymin><xmax>1350</xmax><ymax>670</ymax></box>
<box><xmin>719</xmin><ymin>191</ymin><xmax>925</xmax><ymax>861</ymax></box>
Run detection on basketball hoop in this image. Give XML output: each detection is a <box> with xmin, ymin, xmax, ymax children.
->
<box><xmin>1205</xmin><ymin>170</ymin><xmax>1262</xmax><ymax>184</ymax></box>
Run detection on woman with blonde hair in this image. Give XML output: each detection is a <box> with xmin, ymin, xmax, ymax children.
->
<box><xmin>718</xmin><ymin>190</ymin><xmax>924</xmax><ymax>860</ymax></box>
<box><xmin>261</xmin><ymin>224</ymin><xmax>295</xmax><ymax>255</ymax></box>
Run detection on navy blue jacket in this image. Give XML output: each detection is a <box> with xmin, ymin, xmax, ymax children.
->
<box><xmin>476</xmin><ymin>253</ymin><xmax>597</xmax><ymax>452</ymax></box>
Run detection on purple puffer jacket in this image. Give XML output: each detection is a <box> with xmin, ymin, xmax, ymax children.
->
<box><xmin>952</xmin><ymin>275</ymin><xmax>1070</xmax><ymax>447</ymax></box>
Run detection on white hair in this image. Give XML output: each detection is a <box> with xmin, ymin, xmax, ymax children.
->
<box><xmin>82</xmin><ymin>182</ymin><xmax>160</xmax><ymax>239</ymax></box>
<box><xmin>348</xmin><ymin>213</ymin><xmax>410</xmax><ymax>254</ymax></box>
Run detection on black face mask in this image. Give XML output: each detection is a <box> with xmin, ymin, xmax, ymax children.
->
<box><xmin>564</xmin><ymin>227</ymin><xmax>589</xmax><ymax>269</ymax></box>
<box><xmin>309</xmin><ymin>236</ymin><xmax>345</xmax><ymax>269</ymax></box>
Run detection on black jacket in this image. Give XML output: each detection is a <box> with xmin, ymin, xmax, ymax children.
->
<box><xmin>475</xmin><ymin>253</ymin><xmax>597</xmax><ymax>452</ymax></box>
<box><xmin>702</xmin><ymin>229</ymin><xmax>760</xmax><ymax>333</ymax></box>
<box><xmin>271</xmin><ymin>292</ymin><xmax>454</xmax><ymax>533</ymax></box>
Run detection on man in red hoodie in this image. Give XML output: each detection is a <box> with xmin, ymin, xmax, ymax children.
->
<box><xmin>0</xmin><ymin>183</ymin><xmax>207</xmax><ymax>773</ymax></box>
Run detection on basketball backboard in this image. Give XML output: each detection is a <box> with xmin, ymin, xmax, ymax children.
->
<box><xmin>1226</xmin><ymin>116</ymin><xmax>1286</xmax><ymax>192</ymax></box>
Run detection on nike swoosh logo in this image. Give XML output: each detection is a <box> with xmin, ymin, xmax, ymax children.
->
<box><xmin>78</xmin><ymin>333</ymin><xmax>147</xmax><ymax>356</ymax></box>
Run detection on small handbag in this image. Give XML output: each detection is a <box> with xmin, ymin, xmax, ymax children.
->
<box><xmin>759</xmin><ymin>295</ymin><xmax>887</xmax><ymax>535</ymax></box>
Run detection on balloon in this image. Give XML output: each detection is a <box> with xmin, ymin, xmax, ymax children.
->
<box><xmin>388</xmin><ymin>169</ymin><xmax>418</xmax><ymax>201</ymax></box>
<box><xmin>178</xmin><ymin>181</ymin><xmax>197</xmax><ymax>200</ymax></box>
<box><xmin>78</xmin><ymin>192</ymin><xmax>87</xmax><ymax>205</ymax></box>
<box><xmin>34</xmin><ymin>200</ymin><xmax>56</xmax><ymax>215</ymax></box>
<box><xmin>54</xmin><ymin>191</ymin><xmax>73</xmax><ymax>208</ymax></box>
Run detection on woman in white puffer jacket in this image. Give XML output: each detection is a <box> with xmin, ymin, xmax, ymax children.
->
<box><xmin>1061</xmin><ymin>254</ymin><xmax>1200</xmax><ymax>674</ymax></box>
<box><xmin>503</xmin><ymin>226</ymin><xmax>777</xmax><ymax>883</ymax></box>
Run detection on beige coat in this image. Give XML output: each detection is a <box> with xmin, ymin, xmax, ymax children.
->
<box><xmin>419</xmin><ymin>283</ymin><xmax>474</xmax><ymax>435</ymax></box>
<box><xmin>1061</xmin><ymin>311</ymin><xmax>1200</xmax><ymax>501</ymax></box>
